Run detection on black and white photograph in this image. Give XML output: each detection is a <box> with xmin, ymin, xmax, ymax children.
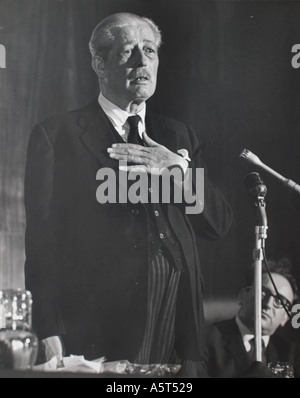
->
<box><xmin>0</xmin><ymin>0</ymin><xmax>300</xmax><ymax>380</ymax></box>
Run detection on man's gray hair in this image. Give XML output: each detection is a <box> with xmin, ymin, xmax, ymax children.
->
<box><xmin>89</xmin><ymin>12</ymin><xmax>162</xmax><ymax>60</ymax></box>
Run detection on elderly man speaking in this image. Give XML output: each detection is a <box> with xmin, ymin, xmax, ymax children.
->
<box><xmin>24</xmin><ymin>12</ymin><xmax>232</xmax><ymax>377</ymax></box>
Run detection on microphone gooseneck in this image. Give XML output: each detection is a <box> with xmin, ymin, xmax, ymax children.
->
<box><xmin>240</xmin><ymin>149</ymin><xmax>300</xmax><ymax>195</ymax></box>
<box><xmin>243</xmin><ymin>172</ymin><xmax>268</xmax><ymax>227</ymax></box>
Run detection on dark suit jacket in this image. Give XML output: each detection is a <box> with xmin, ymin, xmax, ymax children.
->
<box><xmin>205</xmin><ymin>318</ymin><xmax>300</xmax><ymax>378</ymax></box>
<box><xmin>24</xmin><ymin>99</ymin><xmax>232</xmax><ymax>361</ymax></box>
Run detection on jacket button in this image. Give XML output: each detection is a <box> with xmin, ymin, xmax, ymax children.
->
<box><xmin>132</xmin><ymin>208</ymin><xmax>139</xmax><ymax>215</ymax></box>
<box><xmin>154</xmin><ymin>210</ymin><xmax>160</xmax><ymax>217</ymax></box>
<box><xmin>159</xmin><ymin>233</ymin><xmax>165</xmax><ymax>240</ymax></box>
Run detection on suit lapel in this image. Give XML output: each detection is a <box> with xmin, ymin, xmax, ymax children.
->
<box><xmin>225</xmin><ymin>321</ymin><xmax>253</xmax><ymax>372</ymax></box>
<box><xmin>80</xmin><ymin>106</ymin><xmax>181</xmax><ymax>166</ymax></box>
<box><xmin>79</xmin><ymin>101</ymin><xmax>123</xmax><ymax>168</ymax></box>
<box><xmin>79</xmin><ymin>105</ymin><xmax>185</xmax><ymax>166</ymax></box>
<box><xmin>145</xmin><ymin>111</ymin><xmax>181</xmax><ymax>153</ymax></box>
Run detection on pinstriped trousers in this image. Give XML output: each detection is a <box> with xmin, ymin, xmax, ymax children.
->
<box><xmin>134</xmin><ymin>251</ymin><xmax>181</xmax><ymax>365</ymax></box>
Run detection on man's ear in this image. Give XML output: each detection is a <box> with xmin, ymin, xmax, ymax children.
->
<box><xmin>92</xmin><ymin>55</ymin><xmax>106</xmax><ymax>78</ymax></box>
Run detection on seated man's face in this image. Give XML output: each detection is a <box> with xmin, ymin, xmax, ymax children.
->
<box><xmin>239</xmin><ymin>273</ymin><xmax>294</xmax><ymax>335</ymax></box>
<box><xmin>100</xmin><ymin>20</ymin><xmax>159</xmax><ymax>108</ymax></box>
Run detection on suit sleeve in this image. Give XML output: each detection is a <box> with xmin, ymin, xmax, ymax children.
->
<box><xmin>24</xmin><ymin>124</ymin><xmax>65</xmax><ymax>340</ymax></box>
<box><xmin>185</xmin><ymin>124</ymin><xmax>233</xmax><ymax>240</ymax></box>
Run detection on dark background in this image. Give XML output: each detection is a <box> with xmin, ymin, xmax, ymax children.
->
<box><xmin>1</xmin><ymin>0</ymin><xmax>300</xmax><ymax>311</ymax></box>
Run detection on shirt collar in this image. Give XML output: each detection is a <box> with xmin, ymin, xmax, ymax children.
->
<box><xmin>98</xmin><ymin>92</ymin><xmax>146</xmax><ymax>130</ymax></box>
<box><xmin>235</xmin><ymin>316</ymin><xmax>270</xmax><ymax>350</ymax></box>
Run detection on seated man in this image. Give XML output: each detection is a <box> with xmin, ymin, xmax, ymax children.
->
<box><xmin>205</xmin><ymin>259</ymin><xmax>300</xmax><ymax>378</ymax></box>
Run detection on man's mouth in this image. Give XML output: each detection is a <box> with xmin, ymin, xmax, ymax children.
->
<box><xmin>131</xmin><ymin>76</ymin><xmax>150</xmax><ymax>84</ymax></box>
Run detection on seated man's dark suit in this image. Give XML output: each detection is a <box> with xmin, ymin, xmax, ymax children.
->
<box><xmin>24</xmin><ymin>99</ymin><xmax>232</xmax><ymax>363</ymax></box>
<box><xmin>205</xmin><ymin>318</ymin><xmax>300</xmax><ymax>378</ymax></box>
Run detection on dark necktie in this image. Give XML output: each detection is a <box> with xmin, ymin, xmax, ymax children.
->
<box><xmin>127</xmin><ymin>115</ymin><xmax>144</xmax><ymax>145</ymax></box>
<box><xmin>248</xmin><ymin>338</ymin><xmax>267</xmax><ymax>364</ymax></box>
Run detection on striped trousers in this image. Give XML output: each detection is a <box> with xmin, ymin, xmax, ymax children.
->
<box><xmin>134</xmin><ymin>251</ymin><xmax>181</xmax><ymax>365</ymax></box>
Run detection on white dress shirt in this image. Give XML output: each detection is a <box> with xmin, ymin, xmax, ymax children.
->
<box><xmin>235</xmin><ymin>316</ymin><xmax>270</xmax><ymax>352</ymax></box>
<box><xmin>98</xmin><ymin>92</ymin><xmax>146</xmax><ymax>142</ymax></box>
<box><xmin>98</xmin><ymin>92</ymin><xmax>190</xmax><ymax>176</ymax></box>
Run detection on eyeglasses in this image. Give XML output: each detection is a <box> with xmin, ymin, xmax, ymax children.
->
<box><xmin>261</xmin><ymin>286</ymin><xmax>292</xmax><ymax>311</ymax></box>
<box><xmin>246</xmin><ymin>286</ymin><xmax>292</xmax><ymax>311</ymax></box>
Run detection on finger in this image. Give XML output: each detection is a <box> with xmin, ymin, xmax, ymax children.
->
<box><xmin>108</xmin><ymin>147</ymin><xmax>152</xmax><ymax>157</ymax></box>
<box><xmin>119</xmin><ymin>164</ymin><xmax>163</xmax><ymax>175</ymax></box>
<box><xmin>109</xmin><ymin>150</ymin><xmax>153</xmax><ymax>163</ymax></box>
<box><xmin>108</xmin><ymin>147</ymin><xmax>153</xmax><ymax>160</ymax></box>
<box><xmin>109</xmin><ymin>153</ymin><xmax>152</xmax><ymax>165</ymax></box>
<box><xmin>119</xmin><ymin>164</ymin><xmax>148</xmax><ymax>173</ymax></box>
<box><xmin>111</xmin><ymin>143</ymin><xmax>150</xmax><ymax>152</ymax></box>
<box><xmin>177</xmin><ymin>149</ymin><xmax>191</xmax><ymax>161</ymax></box>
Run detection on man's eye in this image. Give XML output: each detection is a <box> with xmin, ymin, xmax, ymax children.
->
<box><xmin>145</xmin><ymin>47</ymin><xmax>155</xmax><ymax>54</ymax></box>
<box><xmin>121</xmin><ymin>49</ymin><xmax>133</xmax><ymax>57</ymax></box>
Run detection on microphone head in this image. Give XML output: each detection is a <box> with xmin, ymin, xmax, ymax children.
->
<box><xmin>244</xmin><ymin>172</ymin><xmax>267</xmax><ymax>198</ymax></box>
<box><xmin>239</xmin><ymin>149</ymin><xmax>262</xmax><ymax>166</ymax></box>
<box><xmin>239</xmin><ymin>148</ymin><xmax>251</xmax><ymax>159</ymax></box>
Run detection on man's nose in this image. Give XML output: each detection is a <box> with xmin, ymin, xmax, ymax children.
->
<box><xmin>134</xmin><ymin>48</ymin><xmax>148</xmax><ymax>67</ymax></box>
<box><xmin>262</xmin><ymin>295</ymin><xmax>273</xmax><ymax>310</ymax></box>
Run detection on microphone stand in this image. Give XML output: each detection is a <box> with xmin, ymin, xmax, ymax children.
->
<box><xmin>242</xmin><ymin>173</ymin><xmax>282</xmax><ymax>377</ymax></box>
<box><xmin>242</xmin><ymin>170</ymin><xmax>293</xmax><ymax>378</ymax></box>
<box><xmin>252</xmin><ymin>189</ymin><xmax>268</xmax><ymax>362</ymax></box>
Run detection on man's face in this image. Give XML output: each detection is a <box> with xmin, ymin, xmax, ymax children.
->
<box><xmin>99</xmin><ymin>21</ymin><xmax>159</xmax><ymax>109</ymax></box>
<box><xmin>239</xmin><ymin>273</ymin><xmax>294</xmax><ymax>336</ymax></box>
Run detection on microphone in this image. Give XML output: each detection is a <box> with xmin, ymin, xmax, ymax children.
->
<box><xmin>244</xmin><ymin>172</ymin><xmax>267</xmax><ymax>199</ymax></box>
<box><xmin>240</xmin><ymin>149</ymin><xmax>300</xmax><ymax>195</ymax></box>
<box><xmin>243</xmin><ymin>172</ymin><xmax>268</xmax><ymax>226</ymax></box>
